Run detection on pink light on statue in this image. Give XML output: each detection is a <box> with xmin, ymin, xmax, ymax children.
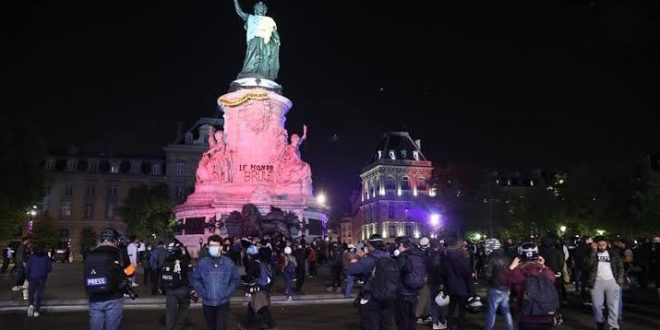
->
<box><xmin>429</xmin><ymin>213</ymin><xmax>441</xmax><ymax>227</ymax></box>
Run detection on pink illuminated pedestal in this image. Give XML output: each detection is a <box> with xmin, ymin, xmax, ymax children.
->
<box><xmin>174</xmin><ymin>82</ymin><xmax>328</xmax><ymax>255</ymax></box>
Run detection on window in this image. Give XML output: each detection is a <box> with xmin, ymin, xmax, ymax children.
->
<box><xmin>184</xmin><ymin>132</ymin><xmax>193</xmax><ymax>144</ymax></box>
<box><xmin>388</xmin><ymin>224</ymin><xmax>396</xmax><ymax>238</ymax></box>
<box><xmin>131</xmin><ymin>162</ymin><xmax>140</xmax><ymax>174</ymax></box>
<box><xmin>84</xmin><ymin>203</ymin><xmax>94</xmax><ymax>219</ymax></box>
<box><xmin>110</xmin><ymin>163</ymin><xmax>119</xmax><ymax>174</ymax></box>
<box><xmin>176</xmin><ymin>186</ymin><xmax>185</xmax><ymax>199</ymax></box>
<box><xmin>405</xmin><ymin>224</ymin><xmax>413</xmax><ymax>237</ymax></box>
<box><xmin>176</xmin><ymin>163</ymin><xmax>185</xmax><ymax>176</ymax></box>
<box><xmin>152</xmin><ymin>164</ymin><xmax>161</xmax><ymax>175</ymax></box>
<box><xmin>60</xmin><ymin>202</ymin><xmax>71</xmax><ymax>219</ymax></box>
<box><xmin>401</xmin><ymin>177</ymin><xmax>411</xmax><ymax>190</ymax></box>
<box><xmin>106</xmin><ymin>202</ymin><xmax>115</xmax><ymax>219</ymax></box>
<box><xmin>86</xmin><ymin>183</ymin><xmax>95</xmax><ymax>197</ymax></box>
<box><xmin>64</xmin><ymin>183</ymin><xmax>73</xmax><ymax>196</ymax></box>
<box><xmin>107</xmin><ymin>183</ymin><xmax>118</xmax><ymax>198</ymax></box>
<box><xmin>400</xmin><ymin>150</ymin><xmax>407</xmax><ymax>159</ymax></box>
<box><xmin>412</xmin><ymin>151</ymin><xmax>420</xmax><ymax>161</ymax></box>
<box><xmin>59</xmin><ymin>229</ymin><xmax>70</xmax><ymax>238</ymax></box>
<box><xmin>46</xmin><ymin>159</ymin><xmax>55</xmax><ymax>171</ymax></box>
<box><xmin>385</xmin><ymin>177</ymin><xmax>396</xmax><ymax>190</ymax></box>
<box><xmin>417</xmin><ymin>177</ymin><xmax>427</xmax><ymax>191</ymax></box>
<box><xmin>388</xmin><ymin>204</ymin><xmax>396</xmax><ymax>219</ymax></box>
<box><xmin>388</xmin><ymin>150</ymin><xmax>396</xmax><ymax>160</ymax></box>
<box><xmin>66</xmin><ymin>160</ymin><xmax>75</xmax><ymax>172</ymax></box>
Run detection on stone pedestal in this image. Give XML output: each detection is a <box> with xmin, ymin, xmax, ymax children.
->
<box><xmin>174</xmin><ymin>81</ymin><xmax>326</xmax><ymax>254</ymax></box>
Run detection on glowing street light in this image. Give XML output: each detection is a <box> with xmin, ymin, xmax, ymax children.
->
<box><xmin>475</xmin><ymin>233</ymin><xmax>483</xmax><ymax>241</ymax></box>
<box><xmin>429</xmin><ymin>214</ymin><xmax>441</xmax><ymax>227</ymax></box>
<box><xmin>316</xmin><ymin>193</ymin><xmax>327</xmax><ymax>205</ymax></box>
<box><xmin>559</xmin><ymin>225</ymin><xmax>567</xmax><ymax>233</ymax></box>
<box><xmin>596</xmin><ymin>229</ymin><xmax>605</xmax><ymax>236</ymax></box>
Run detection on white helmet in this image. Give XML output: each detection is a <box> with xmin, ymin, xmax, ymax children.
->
<box><xmin>467</xmin><ymin>296</ymin><xmax>483</xmax><ymax>308</ymax></box>
<box><xmin>419</xmin><ymin>237</ymin><xmax>430</xmax><ymax>249</ymax></box>
<box><xmin>435</xmin><ymin>291</ymin><xmax>450</xmax><ymax>307</ymax></box>
<box><xmin>284</xmin><ymin>246</ymin><xmax>292</xmax><ymax>255</ymax></box>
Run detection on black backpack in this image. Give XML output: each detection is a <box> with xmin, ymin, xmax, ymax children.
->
<box><xmin>522</xmin><ymin>272</ymin><xmax>559</xmax><ymax>316</ymax></box>
<box><xmin>368</xmin><ymin>255</ymin><xmax>400</xmax><ymax>303</ymax></box>
<box><xmin>402</xmin><ymin>252</ymin><xmax>427</xmax><ymax>292</ymax></box>
<box><xmin>255</xmin><ymin>260</ymin><xmax>272</xmax><ymax>287</ymax></box>
<box><xmin>84</xmin><ymin>248</ymin><xmax>122</xmax><ymax>294</ymax></box>
<box><xmin>160</xmin><ymin>258</ymin><xmax>189</xmax><ymax>289</ymax></box>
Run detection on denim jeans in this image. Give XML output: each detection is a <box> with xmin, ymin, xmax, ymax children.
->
<box><xmin>283</xmin><ymin>269</ymin><xmax>293</xmax><ymax>296</ymax></box>
<box><xmin>485</xmin><ymin>288</ymin><xmax>513</xmax><ymax>330</ymax></box>
<box><xmin>428</xmin><ymin>283</ymin><xmax>446</xmax><ymax>324</ymax></box>
<box><xmin>203</xmin><ymin>302</ymin><xmax>230</xmax><ymax>330</ymax></box>
<box><xmin>28</xmin><ymin>278</ymin><xmax>46</xmax><ymax>312</ymax></box>
<box><xmin>89</xmin><ymin>297</ymin><xmax>124</xmax><ymax>330</ymax></box>
<box><xmin>344</xmin><ymin>273</ymin><xmax>355</xmax><ymax>298</ymax></box>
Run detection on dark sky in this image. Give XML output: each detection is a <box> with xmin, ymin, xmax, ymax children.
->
<box><xmin>3</xmin><ymin>0</ymin><xmax>660</xmax><ymax>212</ymax></box>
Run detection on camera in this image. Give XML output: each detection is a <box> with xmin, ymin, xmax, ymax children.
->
<box><xmin>118</xmin><ymin>279</ymin><xmax>138</xmax><ymax>300</ymax></box>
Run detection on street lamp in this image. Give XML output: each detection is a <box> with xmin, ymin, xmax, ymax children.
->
<box><xmin>559</xmin><ymin>225</ymin><xmax>567</xmax><ymax>234</ymax></box>
<box><xmin>316</xmin><ymin>193</ymin><xmax>326</xmax><ymax>205</ymax></box>
<box><xmin>596</xmin><ymin>229</ymin><xmax>605</xmax><ymax>236</ymax></box>
<box><xmin>429</xmin><ymin>214</ymin><xmax>440</xmax><ymax>227</ymax></box>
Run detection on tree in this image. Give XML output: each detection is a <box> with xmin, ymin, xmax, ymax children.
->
<box><xmin>31</xmin><ymin>217</ymin><xmax>59</xmax><ymax>250</ymax></box>
<box><xmin>0</xmin><ymin>119</ymin><xmax>47</xmax><ymax>240</ymax></box>
<box><xmin>635</xmin><ymin>173</ymin><xmax>660</xmax><ymax>235</ymax></box>
<box><xmin>118</xmin><ymin>183</ymin><xmax>174</xmax><ymax>240</ymax></box>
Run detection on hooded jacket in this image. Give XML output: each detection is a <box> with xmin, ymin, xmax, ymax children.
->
<box><xmin>397</xmin><ymin>246</ymin><xmax>426</xmax><ymax>296</ymax></box>
<box><xmin>538</xmin><ymin>236</ymin><xmax>563</xmax><ymax>274</ymax></box>
<box><xmin>439</xmin><ymin>247</ymin><xmax>475</xmax><ymax>296</ymax></box>
<box><xmin>484</xmin><ymin>249</ymin><xmax>510</xmax><ymax>290</ymax></box>
<box><xmin>347</xmin><ymin>248</ymin><xmax>391</xmax><ymax>300</ymax></box>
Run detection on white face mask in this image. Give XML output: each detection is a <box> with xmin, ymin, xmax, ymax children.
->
<box><xmin>393</xmin><ymin>249</ymin><xmax>400</xmax><ymax>257</ymax></box>
<box><xmin>209</xmin><ymin>246</ymin><xmax>221</xmax><ymax>257</ymax></box>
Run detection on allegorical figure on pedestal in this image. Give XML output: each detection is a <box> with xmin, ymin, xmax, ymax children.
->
<box><xmin>232</xmin><ymin>0</ymin><xmax>280</xmax><ymax>81</ymax></box>
<box><xmin>277</xmin><ymin>125</ymin><xmax>312</xmax><ymax>195</ymax></box>
<box><xmin>196</xmin><ymin>126</ymin><xmax>232</xmax><ymax>184</ymax></box>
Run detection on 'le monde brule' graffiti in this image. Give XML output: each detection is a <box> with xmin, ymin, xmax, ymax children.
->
<box><xmin>239</xmin><ymin>164</ymin><xmax>274</xmax><ymax>183</ymax></box>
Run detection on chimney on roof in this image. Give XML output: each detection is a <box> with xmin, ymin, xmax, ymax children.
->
<box><xmin>176</xmin><ymin>121</ymin><xmax>183</xmax><ymax>141</ymax></box>
<box><xmin>415</xmin><ymin>139</ymin><xmax>421</xmax><ymax>150</ymax></box>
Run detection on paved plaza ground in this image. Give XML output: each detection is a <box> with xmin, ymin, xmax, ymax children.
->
<box><xmin>1</xmin><ymin>262</ymin><xmax>660</xmax><ymax>329</ymax></box>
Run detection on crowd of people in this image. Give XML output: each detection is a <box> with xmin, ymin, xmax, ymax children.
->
<box><xmin>2</xmin><ymin>229</ymin><xmax>660</xmax><ymax>330</ymax></box>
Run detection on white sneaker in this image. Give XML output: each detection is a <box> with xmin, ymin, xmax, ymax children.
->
<box><xmin>33</xmin><ymin>311</ymin><xmax>40</xmax><ymax>317</ymax></box>
<box><xmin>27</xmin><ymin>305</ymin><xmax>34</xmax><ymax>317</ymax></box>
<box><xmin>433</xmin><ymin>322</ymin><xmax>447</xmax><ymax>330</ymax></box>
<box><xmin>11</xmin><ymin>286</ymin><xmax>22</xmax><ymax>291</ymax></box>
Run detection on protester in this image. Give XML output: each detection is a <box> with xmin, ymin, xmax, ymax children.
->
<box><xmin>25</xmin><ymin>243</ymin><xmax>52</xmax><ymax>317</ymax></box>
<box><xmin>586</xmin><ymin>236</ymin><xmax>624</xmax><ymax>330</ymax></box>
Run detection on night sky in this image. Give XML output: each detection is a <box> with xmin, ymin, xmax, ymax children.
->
<box><xmin>3</xmin><ymin>0</ymin><xmax>660</xmax><ymax>212</ymax></box>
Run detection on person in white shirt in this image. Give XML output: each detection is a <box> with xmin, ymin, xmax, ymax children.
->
<box><xmin>585</xmin><ymin>237</ymin><xmax>624</xmax><ymax>330</ymax></box>
<box><xmin>126</xmin><ymin>235</ymin><xmax>140</xmax><ymax>287</ymax></box>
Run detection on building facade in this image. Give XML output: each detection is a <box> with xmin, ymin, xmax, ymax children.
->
<box><xmin>357</xmin><ymin>132</ymin><xmax>436</xmax><ymax>241</ymax></box>
<box><xmin>42</xmin><ymin>151</ymin><xmax>166</xmax><ymax>259</ymax></box>
<box><xmin>164</xmin><ymin>117</ymin><xmax>225</xmax><ymax>203</ymax></box>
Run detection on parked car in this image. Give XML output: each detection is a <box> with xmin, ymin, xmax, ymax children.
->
<box><xmin>51</xmin><ymin>239</ymin><xmax>72</xmax><ymax>263</ymax></box>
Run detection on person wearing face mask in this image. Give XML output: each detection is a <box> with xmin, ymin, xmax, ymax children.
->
<box><xmin>191</xmin><ymin>235</ymin><xmax>240</xmax><ymax>330</ymax></box>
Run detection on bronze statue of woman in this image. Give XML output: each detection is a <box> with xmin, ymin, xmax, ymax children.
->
<box><xmin>232</xmin><ymin>0</ymin><xmax>280</xmax><ymax>81</ymax></box>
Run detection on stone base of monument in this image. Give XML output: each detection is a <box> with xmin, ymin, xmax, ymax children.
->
<box><xmin>173</xmin><ymin>85</ymin><xmax>328</xmax><ymax>257</ymax></box>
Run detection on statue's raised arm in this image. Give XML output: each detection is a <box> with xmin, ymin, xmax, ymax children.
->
<box><xmin>232</xmin><ymin>0</ymin><xmax>248</xmax><ymax>21</ymax></box>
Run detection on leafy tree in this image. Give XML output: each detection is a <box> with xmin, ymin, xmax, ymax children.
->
<box><xmin>31</xmin><ymin>217</ymin><xmax>59</xmax><ymax>250</ymax></box>
<box><xmin>635</xmin><ymin>173</ymin><xmax>660</xmax><ymax>235</ymax></box>
<box><xmin>118</xmin><ymin>183</ymin><xmax>174</xmax><ymax>240</ymax></box>
<box><xmin>0</xmin><ymin>119</ymin><xmax>46</xmax><ymax>240</ymax></box>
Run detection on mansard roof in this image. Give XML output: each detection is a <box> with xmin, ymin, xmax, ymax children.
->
<box><xmin>363</xmin><ymin>132</ymin><xmax>431</xmax><ymax>171</ymax></box>
<box><xmin>170</xmin><ymin>117</ymin><xmax>225</xmax><ymax>145</ymax></box>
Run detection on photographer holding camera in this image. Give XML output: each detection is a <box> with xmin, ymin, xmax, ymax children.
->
<box><xmin>84</xmin><ymin>228</ymin><xmax>136</xmax><ymax>330</ymax></box>
<box><xmin>501</xmin><ymin>242</ymin><xmax>558</xmax><ymax>330</ymax></box>
<box><xmin>161</xmin><ymin>239</ymin><xmax>193</xmax><ymax>330</ymax></box>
